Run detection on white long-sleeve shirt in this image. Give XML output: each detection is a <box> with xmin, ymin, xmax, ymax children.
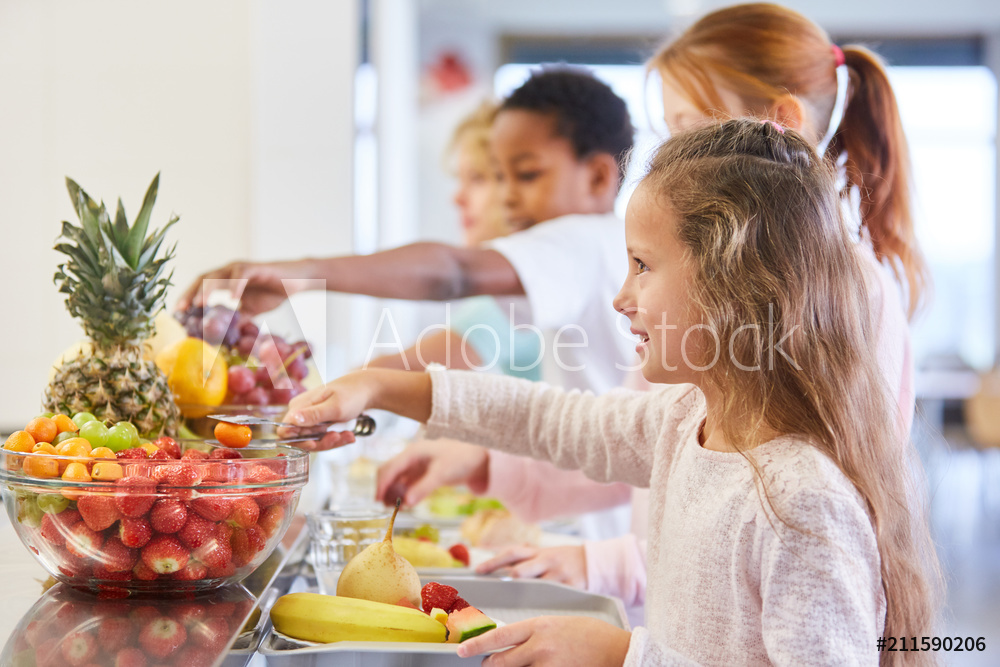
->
<box><xmin>426</xmin><ymin>371</ymin><xmax>885</xmax><ymax>666</ymax></box>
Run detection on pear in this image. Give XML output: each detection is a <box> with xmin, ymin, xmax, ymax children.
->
<box><xmin>336</xmin><ymin>499</ymin><xmax>422</xmax><ymax>607</ymax></box>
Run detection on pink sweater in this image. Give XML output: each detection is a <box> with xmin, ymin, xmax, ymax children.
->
<box><xmin>427</xmin><ymin>372</ymin><xmax>885</xmax><ymax>665</ymax></box>
<box><xmin>477</xmin><ymin>244</ymin><xmax>911</xmax><ymax>611</ymax></box>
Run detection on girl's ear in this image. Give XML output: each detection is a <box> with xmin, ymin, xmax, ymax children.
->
<box><xmin>586</xmin><ymin>152</ymin><xmax>620</xmax><ymax>201</ymax></box>
<box><xmin>771</xmin><ymin>94</ymin><xmax>807</xmax><ymax>135</ymax></box>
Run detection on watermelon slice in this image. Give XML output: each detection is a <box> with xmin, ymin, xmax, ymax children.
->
<box><xmin>446</xmin><ymin>605</ymin><xmax>497</xmax><ymax>643</ymax></box>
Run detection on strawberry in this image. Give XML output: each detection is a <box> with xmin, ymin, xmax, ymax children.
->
<box><xmin>167</xmin><ymin>463</ymin><xmax>203</xmax><ymax>487</ymax></box>
<box><xmin>173</xmin><ymin>560</ymin><xmax>208</xmax><ymax>581</ymax></box>
<box><xmin>132</xmin><ymin>561</ymin><xmax>159</xmax><ymax>581</ymax></box>
<box><xmin>207</xmin><ymin>560</ymin><xmax>237</xmax><ymax>578</ymax></box>
<box><xmin>175</xmin><ymin>602</ymin><xmax>207</xmax><ymax>626</ymax></box>
<box><xmin>119</xmin><ymin>517</ymin><xmax>153</xmax><ymax>548</ymax></box>
<box><xmin>129</xmin><ymin>605</ymin><xmax>161</xmax><ymax>626</ymax></box>
<box><xmin>178</xmin><ymin>514</ymin><xmax>215</xmax><ymax>549</ymax></box>
<box><xmin>100</xmin><ymin>536</ymin><xmax>138</xmax><ymax>572</ymax></box>
<box><xmin>113</xmin><ymin>647</ymin><xmax>147</xmax><ymax>667</ymax></box>
<box><xmin>230</xmin><ymin>526</ymin><xmax>265</xmax><ymax>567</ymax></box>
<box><xmin>141</xmin><ymin>535</ymin><xmax>189</xmax><ymax>574</ymax></box>
<box><xmin>93</xmin><ymin>563</ymin><xmax>133</xmax><ymax>581</ymax></box>
<box><xmin>189</xmin><ymin>490</ymin><xmax>233</xmax><ymax>522</ymax></box>
<box><xmin>189</xmin><ymin>616</ymin><xmax>230</xmax><ymax>650</ymax></box>
<box><xmin>420</xmin><ymin>582</ymin><xmax>459</xmax><ymax>614</ymax></box>
<box><xmin>172</xmin><ymin>646</ymin><xmax>216</xmax><ymax>667</ymax></box>
<box><xmin>246</xmin><ymin>464</ymin><xmax>288</xmax><ymax>507</ymax></box>
<box><xmin>181</xmin><ymin>448</ymin><xmax>209</xmax><ymax>460</ymax></box>
<box><xmin>149</xmin><ymin>499</ymin><xmax>187</xmax><ymax>534</ymax></box>
<box><xmin>34</xmin><ymin>638</ymin><xmax>60</xmax><ymax>667</ymax></box>
<box><xmin>77</xmin><ymin>494</ymin><xmax>121</xmax><ymax>532</ymax></box>
<box><xmin>228</xmin><ymin>497</ymin><xmax>259</xmax><ymax>528</ymax></box>
<box><xmin>194</xmin><ymin>537</ymin><xmax>232</xmax><ymax>570</ymax></box>
<box><xmin>137</xmin><ymin>617</ymin><xmax>187</xmax><ymax>658</ymax></box>
<box><xmin>205</xmin><ymin>601</ymin><xmax>236</xmax><ymax>618</ymax></box>
<box><xmin>449</xmin><ymin>596</ymin><xmax>470</xmax><ymax>612</ymax></box>
<box><xmin>40</xmin><ymin>513</ymin><xmax>68</xmax><ymax>545</ymax></box>
<box><xmin>65</xmin><ymin>522</ymin><xmax>103</xmax><ymax>559</ymax></box>
<box><xmin>97</xmin><ymin>617</ymin><xmax>134</xmax><ymax>654</ymax></box>
<box><xmin>258</xmin><ymin>504</ymin><xmax>285</xmax><ymax>538</ymax></box>
<box><xmin>208</xmin><ymin>447</ymin><xmax>242</xmax><ymax>459</ymax></box>
<box><xmin>60</xmin><ymin>631</ymin><xmax>98</xmax><ymax>666</ymax></box>
<box><xmin>114</xmin><ymin>476</ymin><xmax>157</xmax><ymax>518</ymax></box>
<box><xmin>116</xmin><ymin>448</ymin><xmax>148</xmax><ymax>460</ymax></box>
<box><xmin>149</xmin><ymin>448</ymin><xmax>171</xmax><ymax>461</ymax></box>
<box><xmin>153</xmin><ymin>436</ymin><xmax>181</xmax><ymax>459</ymax></box>
<box><xmin>448</xmin><ymin>543</ymin><xmax>470</xmax><ymax>566</ymax></box>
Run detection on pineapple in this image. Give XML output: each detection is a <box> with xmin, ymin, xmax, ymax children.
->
<box><xmin>45</xmin><ymin>174</ymin><xmax>182</xmax><ymax>437</ymax></box>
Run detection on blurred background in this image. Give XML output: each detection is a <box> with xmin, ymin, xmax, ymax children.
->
<box><xmin>0</xmin><ymin>0</ymin><xmax>998</xmax><ymax>661</ymax></box>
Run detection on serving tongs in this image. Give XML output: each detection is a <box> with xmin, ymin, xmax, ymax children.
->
<box><xmin>206</xmin><ymin>413</ymin><xmax>376</xmax><ymax>446</ymax></box>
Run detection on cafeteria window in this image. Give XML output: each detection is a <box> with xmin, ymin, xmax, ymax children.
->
<box><xmin>495</xmin><ymin>61</ymin><xmax>998</xmax><ymax>373</ymax></box>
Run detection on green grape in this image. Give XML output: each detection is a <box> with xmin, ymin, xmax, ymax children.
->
<box><xmin>16</xmin><ymin>495</ymin><xmax>42</xmax><ymax>528</ymax></box>
<box><xmin>37</xmin><ymin>493</ymin><xmax>70</xmax><ymax>514</ymax></box>
<box><xmin>106</xmin><ymin>424</ymin><xmax>134</xmax><ymax>452</ymax></box>
<box><xmin>79</xmin><ymin>421</ymin><xmax>110</xmax><ymax>449</ymax></box>
<box><xmin>71</xmin><ymin>412</ymin><xmax>97</xmax><ymax>425</ymax></box>
<box><xmin>52</xmin><ymin>431</ymin><xmax>75</xmax><ymax>446</ymax></box>
<box><xmin>117</xmin><ymin>421</ymin><xmax>140</xmax><ymax>447</ymax></box>
<box><xmin>38</xmin><ymin>412</ymin><xmax>55</xmax><ymax>419</ymax></box>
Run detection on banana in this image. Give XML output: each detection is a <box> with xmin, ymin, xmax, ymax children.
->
<box><xmin>270</xmin><ymin>593</ymin><xmax>447</xmax><ymax>643</ymax></box>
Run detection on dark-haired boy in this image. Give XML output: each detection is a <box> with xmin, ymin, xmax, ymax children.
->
<box><xmin>179</xmin><ymin>67</ymin><xmax>635</xmax><ymax>392</ymax></box>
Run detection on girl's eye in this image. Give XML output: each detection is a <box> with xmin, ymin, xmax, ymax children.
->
<box><xmin>516</xmin><ymin>171</ymin><xmax>541</xmax><ymax>182</ymax></box>
<box><xmin>634</xmin><ymin>257</ymin><xmax>649</xmax><ymax>274</ymax></box>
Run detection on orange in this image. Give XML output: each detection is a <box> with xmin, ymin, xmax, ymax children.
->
<box><xmin>140</xmin><ymin>442</ymin><xmax>160</xmax><ymax>457</ymax></box>
<box><xmin>56</xmin><ymin>438</ymin><xmax>93</xmax><ymax>458</ymax></box>
<box><xmin>23</xmin><ymin>455</ymin><xmax>59</xmax><ymax>478</ymax></box>
<box><xmin>25</xmin><ymin>417</ymin><xmax>57</xmax><ymax>444</ymax></box>
<box><xmin>155</xmin><ymin>337</ymin><xmax>228</xmax><ymax>415</ymax></box>
<box><xmin>52</xmin><ymin>414</ymin><xmax>78</xmax><ymax>433</ymax></box>
<box><xmin>61</xmin><ymin>461</ymin><xmax>91</xmax><ymax>482</ymax></box>
<box><xmin>32</xmin><ymin>442</ymin><xmax>57</xmax><ymax>455</ymax></box>
<box><xmin>4</xmin><ymin>431</ymin><xmax>35</xmax><ymax>453</ymax></box>
<box><xmin>88</xmin><ymin>447</ymin><xmax>116</xmax><ymax>459</ymax></box>
<box><xmin>91</xmin><ymin>461</ymin><xmax>124</xmax><ymax>481</ymax></box>
<box><xmin>214</xmin><ymin>422</ymin><xmax>252</xmax><ymax>448</ymax></box>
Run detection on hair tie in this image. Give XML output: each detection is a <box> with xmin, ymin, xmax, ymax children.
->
<box><xmin>831</xmin><ymin>44</ymin><xmax>846</xmax><ymax>67</ymax></box>
<box><xmin>761</xmin><ymin>119</ymin><xmax>785</xmax><ymax>134</ymax></box>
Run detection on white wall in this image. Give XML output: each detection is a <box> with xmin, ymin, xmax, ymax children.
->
<box><xmin>0</xmin><ymin>0</ymin><xmax>357</xmax><ymax>429</ymax></box>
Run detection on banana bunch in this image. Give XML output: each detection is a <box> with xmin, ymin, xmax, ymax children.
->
<box><xmin>270</xmin><ymin>593</ymin><xmax>447</xmax><ymax>643</ymax></box>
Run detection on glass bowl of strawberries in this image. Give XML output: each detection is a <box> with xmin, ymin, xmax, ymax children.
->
<box><xmin>0</xmin><ymin>432</ymin><xmax>308</xmax><ymax>596</ymax></box>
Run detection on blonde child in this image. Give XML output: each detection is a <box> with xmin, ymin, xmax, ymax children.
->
<box><xmin>286</xmin><ymin>119</ymin><xmax>940</xmax><ymax>666</ymax></box>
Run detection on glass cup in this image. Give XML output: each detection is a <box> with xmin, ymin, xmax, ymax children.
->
<box><xmin>306</xmin><ymin>507</ymin><xmax>391</xmax><ymax>594</ymax></box>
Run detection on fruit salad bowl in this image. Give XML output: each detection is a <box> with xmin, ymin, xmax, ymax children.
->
<box><xmin>0</xmin><ymin>442</ymin><xmax>308</xmax><ymax>595</ymax></box>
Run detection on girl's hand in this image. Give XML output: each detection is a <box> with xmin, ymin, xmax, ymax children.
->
<box><xmin>375</xmin><ymin>439</ymin><xmax>490</xmax><ymax>507</ymax></box>
<box><xmin>456</xmin><ymin>616</ymin><xmax>631</xmax><ymax>666</ymax></box>
<box><xmin>475</xmin><ymin>545</ymin><xmax>587</xmax><ymax>589</ymax></box>
<box><xmin>280</xmin><ymin>372</ymin><xmax>378</xmax><ymax>451</ymax></box>
<box><xmin>176</xmin><ymin>260</ymin><xmax>309</xmax><ymax>314</ymax></box>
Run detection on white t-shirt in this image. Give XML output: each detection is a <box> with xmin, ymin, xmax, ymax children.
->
<box><xmin>486</xmin><ymin>212</ymin><xmax>634</xmax><ymax>395</ymax></box>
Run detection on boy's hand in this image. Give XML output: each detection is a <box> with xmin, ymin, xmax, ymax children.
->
<box><xmin>176</xmin><ymin>260</ymin><xmax>309</xmax><ymax>315</ymax></box>
<box><xmin>475</xmin><ymin>545</ymin><xmax>587</xmax><ymax>589</ymax></box>
<box><xmin>375</xmin><ymin>439</ymin><xmax>490</xmax><ymax>507</ymax></box>
<box><xmin>279</xmin><ymin>373</ymin><xmax>377</xmax><ymax>451</ymax></box>
<box><xmin>456</xmin><ymin>616</ymin><xmax>631</xmax><ymax>666</ymax></box>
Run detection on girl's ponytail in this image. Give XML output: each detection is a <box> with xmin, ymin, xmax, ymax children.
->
<box><xmin>835</xmin><ymin>45</ymin><xmax>930</xmax><ymax>317</ymax></box>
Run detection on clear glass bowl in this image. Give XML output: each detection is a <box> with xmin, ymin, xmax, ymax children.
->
<box><xmin>1</xmin><ymin>581</ymin><xmax>257</xmax><ymax>666</ymax></box>
<box><xmin>0</xmin><ymin>441</ymin><xmax>308</xmax><ymax>595</ymax></box>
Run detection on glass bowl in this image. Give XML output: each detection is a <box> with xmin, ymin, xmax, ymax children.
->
<box><xmin>178</xmin><ymin>403</ymin><xmax>289</xmax><ymax>439</ymax></box>
<box><xmin>1</xmin><ymin>582</ymin><xmax>257</xmax><ymax>666</ymax></box>
<box><xmin>0</xmin><ymin>441</ymin><xmax>308</xmax><ymax>596</ymax></box>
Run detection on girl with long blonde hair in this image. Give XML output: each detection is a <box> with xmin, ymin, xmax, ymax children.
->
<box><xmin>285</xmin><ymin>118</ymin><xmax>941</xmax><ymax>666</ymax></box>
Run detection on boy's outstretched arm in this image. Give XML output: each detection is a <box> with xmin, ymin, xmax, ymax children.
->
<box><xmin>176</xmin><ymin>243</ymin><xmax>523</xmax><ymax>314</ymax></box>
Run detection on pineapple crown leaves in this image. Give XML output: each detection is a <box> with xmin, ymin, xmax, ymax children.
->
<box><xmin>53</xmin><ymin>173</ymin><xmax>178</xmax><ymax>347</ymax></box>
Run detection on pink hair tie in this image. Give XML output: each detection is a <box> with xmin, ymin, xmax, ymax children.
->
<box><xmin>831</xmin><ymin>44</ymin><xmax>846</xmax><ymax>67</ymax></box>
<box><xmin>761</xmin><ymin>119</ymin><xmax>785</xmax><ymax>134</ymax></box>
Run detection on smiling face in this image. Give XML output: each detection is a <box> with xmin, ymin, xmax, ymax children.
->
<box><xmin>613</xmin><ymin>182</ymin><xmax>706</xmax><ymax>385</ymax></box>
<box><xmin>490</xmin><ymin>109</ymin><xmax>609</xmax><ymax>229</ymax></box>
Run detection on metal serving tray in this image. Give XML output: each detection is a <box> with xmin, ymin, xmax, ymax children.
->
<box><xmin>257</xmin><ymin>575</ymin><xmax>630</xmax><ymax>666</ymax></box>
